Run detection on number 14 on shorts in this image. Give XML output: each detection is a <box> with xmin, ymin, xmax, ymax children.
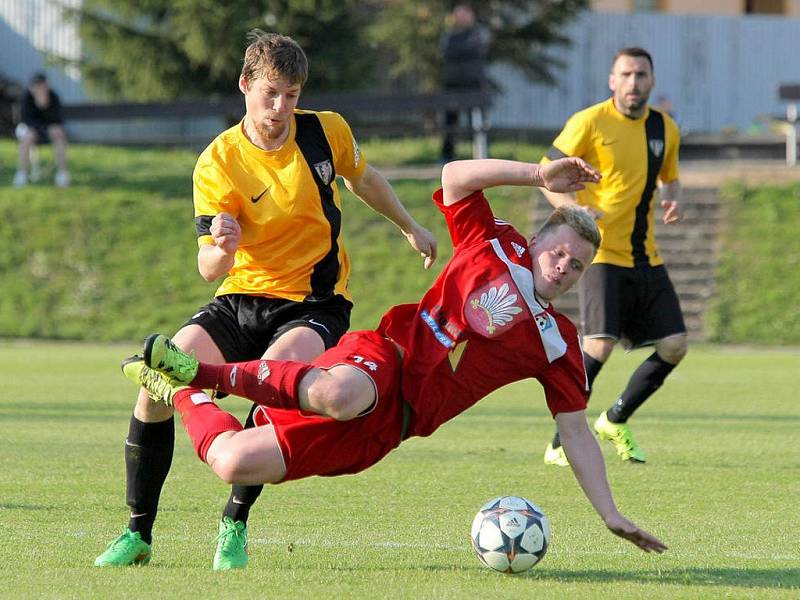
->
<box><xmin>348</xmin><ymin>355</ymin><xmax>378</xmax><ymax>371</ymax></box>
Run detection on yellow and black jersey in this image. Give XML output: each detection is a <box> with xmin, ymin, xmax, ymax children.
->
<box><xmin>193</xmin><ymin>109</ymin><xmax>367</xmax><ymax>302</ymax></box>
<box><xmin>544</xmin><ymin>98</ymin><xmax>680</xmax><ymax>267</ymax></box>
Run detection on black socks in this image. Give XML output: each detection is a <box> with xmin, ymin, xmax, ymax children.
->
<box><xmin>125</xmin><ymin>415</ymin><xmax>174</xmax><ymax>545</ymax></box>
<box><xmin>223</xmin><ymin>486</ymin><xmax>262</xmax><ymax>524</ymax></box>
<box><xmin>606</xmin><ymin>352</ymin><xmax>676</xmax><ymax>423</ymax></box>
<box><xmin>222</xmin><ymin>405</ymin><xmax>263</xmax><ymax>525</ymax></box>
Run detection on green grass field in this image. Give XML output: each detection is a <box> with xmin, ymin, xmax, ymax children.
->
<box><xmin>1</xmin><ymin>340</ymin><xmax>797</xmax><ymax>599</ymax></box>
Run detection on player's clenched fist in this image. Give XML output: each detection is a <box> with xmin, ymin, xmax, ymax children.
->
<box><xmin>210</xmin><ymin>212</ymin><xmax>241</xmax><ymax>254</ymax></box>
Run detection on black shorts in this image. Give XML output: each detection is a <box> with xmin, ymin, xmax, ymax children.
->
<box><xmin>577</xmin><ymin>263</ymin><xmax>686</xmax><ymax>349</ymax></box>
<box><xmin>25</xmin><ymin>122</ymin><xmax>58</xmax><ymax>144</ymax></box>
<box><xmin>184</xmin><ymin>294</ymin><xmax>352</xmax><ymax>362</ymax></box>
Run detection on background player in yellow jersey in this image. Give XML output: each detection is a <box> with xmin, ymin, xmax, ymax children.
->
<box><xmin>95</xmin><ymin>30</ymin><xmax>437</xmax><ymax>570</ymax></box>
<box><xmin>540</xmin><ymin>47</ymin><xmax>687</xmax><ymax>467</ymax></box>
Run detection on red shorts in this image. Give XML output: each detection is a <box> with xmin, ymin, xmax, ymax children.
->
<box><xmin>253</xmin><ymin>330</ymin><xmax>404</xmax><ymax>481</ymax></box>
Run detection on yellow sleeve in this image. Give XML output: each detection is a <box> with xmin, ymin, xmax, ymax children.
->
<box><xmin>542</xmin><ymin>112</ymin><xmax>592</xmax><ymax>164</ymax></box>
<box><xmin>659</xmin><ymin>116</ymin><xmax>680</xmax><ymax>183</ymax></box>
<box><xmin>317</xmin><ymin>111</ymin><xmax>368</xmax><ymax>181</ymax></box>
<box><xmin>192</xmin><ymin>153</ymin><xmax>240</xmax><ymax>247</ymax></box>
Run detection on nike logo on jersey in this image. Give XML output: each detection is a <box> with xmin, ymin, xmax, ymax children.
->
<box><xmin>251</xmin><ymin>188</ymin><xmax>269</xmax><ymax>203</ymax></box>
<box><xmin>601</xmin><ymin>139</ymin><xmax>616</xmax><ymax>146</ymax></box>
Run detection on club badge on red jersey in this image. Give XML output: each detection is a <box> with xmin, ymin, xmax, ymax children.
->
<box><xmin>465</xmin><ymin>277</ymin><xmax>526</xmax><ymax>337</ymax></box>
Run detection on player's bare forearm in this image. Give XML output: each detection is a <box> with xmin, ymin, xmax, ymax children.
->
<box><xmin>197</xmin><ymin>244</ymin><xmax>235</xmax><ymax>282</ymax></box>
<box><xmin>557</xmin><ymin>410</ymin><xmax>619</xmax><ymax>521</ymax></box>
<box><xmin>441</xmin><ymin>159</ymin><xmax>541</xmax><ymax>205</ymax></box>
<box><xmin>442</xmin><ymin>158</ymin><xmax>600</xmax><ymax>207</ymax></box>
<box><xmin>197</xmin><ymin>212</ymin><xmax>240</xmax><ymax>281</ymax></box>
<box><xmin>659</xmin><ymin>179</ymin><xmax>682</xmax><ymax>224</ymax></box>
<box><xmin>347</xmin><ymin>165</ymin><xmax>438</xmax><ymax>268</ymax></box>
<box><xmin>541</xmin><ymin>187</ymin><xmax>578</xmax><ymax>210</ymax></box>
<box><xmin>557</xmin><ymin>410</ymin><xmax>667</xmax><ymax>553</ymax></box>
<box><xmin>347</xmin><ymin>165</ymin><xmax>416</xmax><ymax>231</ymax></box>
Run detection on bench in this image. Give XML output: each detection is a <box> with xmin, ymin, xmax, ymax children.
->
<box><xmin>60</xmin><ymin>90</ymin><xmax>493</xmax><ymax>158</ymax></box>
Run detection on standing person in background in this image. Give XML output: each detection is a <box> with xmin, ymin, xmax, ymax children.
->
<box><xmin>13</xmin><ymin>73</ymin><xmax>70</xmax><ymax>188</ymax></box>
<box><xmin>94</xmin><ymin>30</ymin><xmax>437</xmax><ymax>571</ymax></box>
<box><xmin>540</xmin><ymin>47</ymin><xmax>687</xmax><ymax>467</ymax></box>
<box><xmin>440</xmin><ymin>4</ymin><xmax>489</xmax><ymax>163</ymax></box>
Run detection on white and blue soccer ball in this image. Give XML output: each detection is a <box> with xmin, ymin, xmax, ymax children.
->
<box><xmin>470</xmin><ymin>495</ymin><xmax>550</xmax><ymax>573</ymax></box>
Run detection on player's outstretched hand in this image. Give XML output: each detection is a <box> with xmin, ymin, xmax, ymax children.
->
<box><xmin>210</xmin><ymin>212</ymin><xmax>241</xmax><ymax>255</ymax></box>
<box><xmin>404</xmin><ymin>223</ymin><xmax>438</xmax><ymax>269</ymax></box>
<box><xmin>540</xmin><ymin>157</ymin><xmax>601</xmax><ymax>193</ymax></box>
<box><xmin>605</xmin><ymin>513</ymin><xmax>668</xmax><ymax>553</ymax></box>
<box><xmin>661</xmin><ymin>199</ymin><xmax>682</xmax><ymax>224</ymax></box>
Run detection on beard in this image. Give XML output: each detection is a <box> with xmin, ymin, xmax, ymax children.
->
<box><xmin>253</xmin><ymin>117</ymin><xmax>287</xmax><ymax>141</ymax></box>
<box><xmin>616</xmin><ymin>91</ymin><xmax>650</xmax><ymax>117</ymax></box>
<box><xmin>626</xmin><ymin>96</ymin><xmax>648</xmax><ymax>111</ymax></box>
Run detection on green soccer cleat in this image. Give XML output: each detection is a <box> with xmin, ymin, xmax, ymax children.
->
<box><xmin>94</xmin><ymin>528</ymin><xmax>152</xmax><ymax>567</ymax></box>
<box><xmin>543</xmin><ymin>442</ymin><xmax>570</xmax><ymax>467</ymax></box>
<box><xmin>213</xmin><ymin>517</ymin><xmax>249</xmax><ymax>571</ymax></box>
<box><xmin>144</xmin><ymin>334</ymin><xmax>199</xmax><ymax>385</ymax></box>
<box><xmin>594</xmin><ymin>411</ymin><xmax>647</xmax><ymax>463</ymax></box>
<box><xmin>122</xmin><ymin>355</ymin><xmax>185</xmax><ymax>406</ymax></box>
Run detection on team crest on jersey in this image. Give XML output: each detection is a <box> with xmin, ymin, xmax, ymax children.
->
<box><xmin>314</xmin><ymin>160</ymin><xmax>333</xmax><ymax>185</ymax></box>
<box><xmin>465</xmin><ymin>277</ymin><xmax>525</xmax><ymax>336</ymax></box>
<box><xmin>534</xmin><ymin>311</ymin><xmax>554</xmax><ymax>332</ymax></box>
<box><xmin>257</xmin><ymin>360</ymin><xmax>270</xmax><ymax>385</ymax></box>
<box><xmin>511</xmin><ymin>241</ymin><xmax>526</xmax><ymax>257</ymax></box>
<box><xmin>649</xmin><ymin>139</ymin><xmax>664</xmax><ymax>158</ymax></box>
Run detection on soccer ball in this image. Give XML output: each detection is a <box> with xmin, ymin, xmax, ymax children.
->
<box><xmin>470</xmin><ymin>495</ymin><xmax>550</xmax><ymax>573</ymax></box>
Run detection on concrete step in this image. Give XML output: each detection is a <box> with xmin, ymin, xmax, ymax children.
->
<box><xmin>529</xmin><ymin>186</ymin><xmax>724</xmax><ymax>341</ymax></box>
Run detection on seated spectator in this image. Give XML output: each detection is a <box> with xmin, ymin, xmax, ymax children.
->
<box><xmin>14</xmin><ymin>73</ymin><xmax>70</xmax><ymax>188</ymax></box>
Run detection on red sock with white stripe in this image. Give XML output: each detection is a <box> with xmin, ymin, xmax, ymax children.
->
<box><xmin>190</xmin><ymin>360</ymin><xmax>313</xmax><ymax>410</ymax></box>
<box><xmin>172</xmin><ymin>388</ymin><xmax>243</xmax><ymax>462</ymax></box>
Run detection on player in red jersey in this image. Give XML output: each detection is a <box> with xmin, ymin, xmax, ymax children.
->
<box><xmin>125</xmin><ymin>157</ymin><xmax>667</xmax><ymax>553</ymax></box>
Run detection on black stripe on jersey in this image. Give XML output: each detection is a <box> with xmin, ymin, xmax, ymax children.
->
<box><xmin>546</xmin><ymin>146</ymin><xmax>568</xmax><ymax>161</ymax></box>
<box><xmin>195</xmin><ymin>215</ymin><xmax>213</xmax><ymax>237</ymax></box>
<box><xmin>631</xmin><ymin>109</ymin><xmax>665</xmax><ymax>266</ymax></box>
<box><xmin>294</xmin><ymin>113</ymin><xmax>340</xmax><ymax>301</ymax></box>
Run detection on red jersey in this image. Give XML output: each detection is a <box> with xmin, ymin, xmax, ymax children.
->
<box><xmin>377</xmin><ymin>190</ymin><xmax>589</xmax><ymax>438</ymax></box>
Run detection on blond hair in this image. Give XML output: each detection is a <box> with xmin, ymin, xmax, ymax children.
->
<box><xmin>241</xmin><ymin>30</ymin><xmax>308</xmax><ymax>87</ymax></box>
<box><xmin>537</xmin><ymin>205</ymin><xmax>601</xmax><ymax>252</ymax></box>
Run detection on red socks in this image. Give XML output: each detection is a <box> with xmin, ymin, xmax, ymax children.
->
<box><xmin>172</xmin><ymin>389</ymin><xmax>243</xmax><ymax>461</ymax></box>
<box><xmin>171</xmin><ymin>359</ymin><xmax>313</xmax><ymax>463</ymax></box>
<box><xmin>190</xmin><ymin>359</ymin><xmax>313</xmax><ymax>410</ymax></box>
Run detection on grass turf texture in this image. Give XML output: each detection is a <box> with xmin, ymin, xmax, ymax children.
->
<box><xmin>707</xmin><ymin>183</ymin><xmax>800</xmax><ymax>345</ymax></box>
<box><xmin>1</xmin><ymin>340</ymin><xmax>797</xmax><ymax>599</ymax></box>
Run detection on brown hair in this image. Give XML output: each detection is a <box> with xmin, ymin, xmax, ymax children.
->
<box><xmin>241</xmin><ymin>30</ymin><xmax>308</xmax><ymax>87</ymax></box>
<box><xmin>612</xmin><ymin>47</ymin><xmax>654</xmax><ymax>72</ymax></box>
<box><xmin>537</xmin><ymin>205</ymin><xmax>601</xmax><ymax>252</ymax></box>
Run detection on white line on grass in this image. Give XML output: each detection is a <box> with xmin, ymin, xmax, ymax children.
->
<box><xmin>73</xmin><ymin>531</ymin><xmax>800</xmax><ymax>561</ymax></box>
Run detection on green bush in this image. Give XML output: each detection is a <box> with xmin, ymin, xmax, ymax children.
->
<box><xmin>707</xmin><ymin>183</ymin><xmax>800</xmax><ymax>344</ymax></box>
<box><xmin>0</xmin><ymin>141</ymin><xmax>534</xmax><ymax>341</ymax></box>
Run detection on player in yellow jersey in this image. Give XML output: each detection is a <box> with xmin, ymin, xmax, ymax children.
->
<box><xmin>95</xmin><ymin>30</ymin><xmax>437</xmax><ymax>571</ymax></box>
<box><xmin>540</xmin><ymin>47</ymin><xmax>687</xmax><ymax>467</ymax></box>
